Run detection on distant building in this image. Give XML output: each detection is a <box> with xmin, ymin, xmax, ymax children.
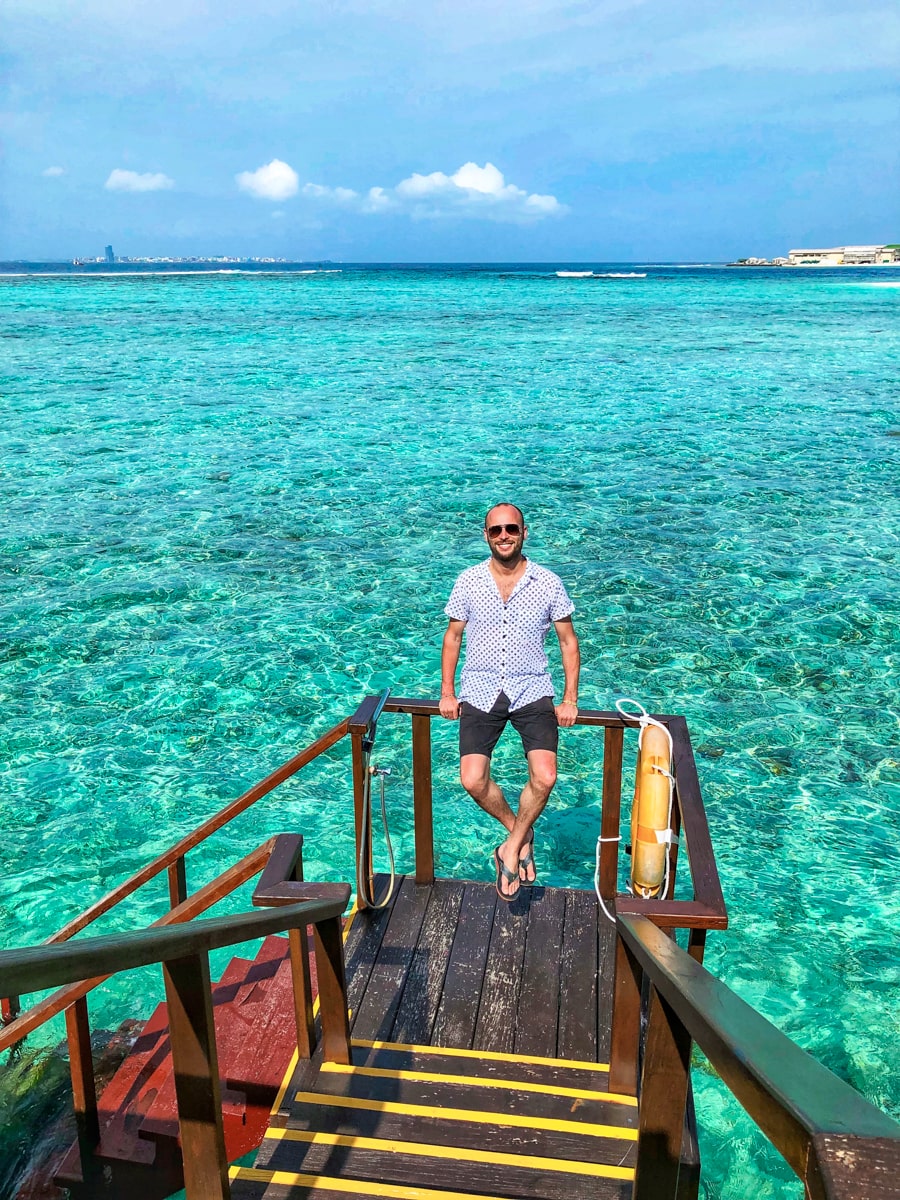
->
<box><xmin>105</xmin><ymin>245</ymin><xmax>115</xmax><ymax>264</ymax></box>
<box><xmin>842</xmin><ymin>245</ymin><xmax>898</xmax><ymax>265</ymax></box>
<box><xmin>787</xmin><ymin>247</ymin><xmax>844</xmax><ymax>266</ymax></box>
<box><xmin>787</xmin><ymin>245</ymin><xmax>900</xmax><ymax>266</ymax></box>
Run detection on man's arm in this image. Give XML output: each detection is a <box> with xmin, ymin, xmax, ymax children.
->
<box><xmin>440</xmin><ymin>619</ymin><xmax>466</xmax><ymax>719</ymax></box>
<box><xmin>553</xmin><ymin>616</ymin><xmax>580</xmax><ymax>728</ymax></box>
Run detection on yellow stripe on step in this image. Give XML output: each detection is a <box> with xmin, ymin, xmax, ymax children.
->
<box><xmin>319</xmin><ymin>1061</ymin><xmax>638</xmax><ymax>1107</ymax></box>
<box><xmin>263</xmin><ymin>1126</ymin><xmax>635</xmax><ymax>1180</ymax></box>
<box><xmin>352</xmin><ymin>1038</ymin><xmax>611</xmax><ymax>1072</ymax></box>
<box><xmin>229</xmin><ymin>1165</ymin><xmax>514</xmax><ymax>1200</ymax></box>
<box><xmin>291</xmin><ymin>1089</ymin><xmax>637</xmax><ymax>1140</ymax></box>
<box><xmin>268</xmin><ymin>902</ymin><xmax>360</xmax><ymax>1117</ymax></box>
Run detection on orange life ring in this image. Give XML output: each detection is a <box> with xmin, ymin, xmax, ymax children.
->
<box><xmin>629</xmin><ymin>722</ymin><xmax>673</xmax><ymax>899</ymax></box>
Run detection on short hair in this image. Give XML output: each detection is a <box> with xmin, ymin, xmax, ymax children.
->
<box><xmin>484</xmin><ymin>502</ymin><xmax>525</xmax><ymax>529</ymax></box>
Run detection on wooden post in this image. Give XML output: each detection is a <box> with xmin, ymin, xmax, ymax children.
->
<box><xmin>600</xmin><ymin>726</ymin><xmax>624</xmax><ymax>903</ymax></box>
<box><xmin>162</xmin><ymin>953</ymin><xmax>229</xmax><ymax>1200</ymax></box>
<box><xmin>287</xmin><ymin>847</ymin><xmax>315</xmax><ymax>1058</ymax></box>
<box><xmin>168</xmin><ymin>856</ymin><xmax>188</xmax><ymax>909</ymax></box>
<box><xmin>411</xmin><ymin>714</ymin><xmax>434</xmax><ymax>884</ymax></box>
<box><xmin>313</xmin><ymin>915</ymin><xmax>352</xmax><ymax>1065</ymax></box>
<box><xmin>350</xmin><ymin>729</ymin><xmax>372</xmax><ymax>911</ymax></box>
<box><xmin>687</xmin><ymin>928</ymin><xmax>707</xmax><ymax>964</ymax></box>
<box><xmin>667</xmin><ymin>790</ymin><xmax>682</xmax><ymax>897</ymax></box>
<box><xmin>65</xmin><ymin>996</ymin><xmax>101</xmax><ymax>1176</ymax></box>
<box><xmin>633</xmin><ymin>984</ymin><xmax>693</xmax><ymax>1200</ymax></box>
<box><xmin>609</xmin><ymin>933</ymin><xmax>642</xmax><ymax>1097</ymax></box>
<box><xmin>1</xmin><ymin>995</ymin><xmax>20</xmax><ymax>1025</ymax></box>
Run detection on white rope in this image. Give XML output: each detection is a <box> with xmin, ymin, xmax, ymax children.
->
<box><xmin>356</xmin><ymin>754</ymin><xmax>397</xmax><ymax>910</ymax></box>
<box><xmin>594</xmin><ymin>833</ymin><xmax>620</xmax><ymax>924</ymax></box>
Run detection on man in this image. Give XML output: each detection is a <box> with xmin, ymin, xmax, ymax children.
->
<box><xmin>439</xmin><ymin>503</ymin><xmax>580</xmax><ymax>900</ymax></box>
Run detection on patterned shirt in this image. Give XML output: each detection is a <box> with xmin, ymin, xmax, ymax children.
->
<box><xmin>444</xmin><ymin>558</ymin><xmax>575</xmax><ymax>713</ymax></box>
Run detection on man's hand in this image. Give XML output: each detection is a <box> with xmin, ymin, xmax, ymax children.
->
<box><xmin>439</xmin><ymin>694</ymin><xmax>460</xmax><ymax>720</ymax></box>
<box><xmin>556</xmin><ymin>699</ymin><xmax>578</xmax><ymax>728</ymax></box>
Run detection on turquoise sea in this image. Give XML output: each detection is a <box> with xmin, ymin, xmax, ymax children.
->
<box><xmin>1</xmin><ymin>264</ymin><xmax>899</xmax><ymax>1197</ymax></box>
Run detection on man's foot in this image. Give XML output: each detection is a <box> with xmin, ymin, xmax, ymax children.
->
<box><xmin>518</xmin><ymin>829</ymin><xmax>536</xmax><ymax>885</ymax></box>
<box><xmin>493</xmin><ymin>846</ymin><xmax>520</xmax><ymax>901</ymax></box>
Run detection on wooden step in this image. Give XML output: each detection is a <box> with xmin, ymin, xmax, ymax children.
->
<box><xmin>230</xmin><ymin>1164</ymin><xmax>522</xmax><ymax>1200</ymax></box>
<box><xmin>350</xmin><ymin>1036</ymin><xmax>614</xmax><ymax>1091</ymax></box>
<box><xmin>139</xmin><ymin>942</ymin><xmax>295</xmax><ymax>1145</ymax></box>
<box><xmin>246</xmin><ymin>1124</ymin><xmax>633</xmax><ymax>1200</ymax></box>
<box><xmin>282</xmin><ymin>1090</ymin><xmax>636</xmax><ymax>1164</ymax></box>
<box><xmin>306</xmin><ymin>1059</ymin><xmax>636</xmax><ymax>1127</ymax></box>
<box><xmin>54</xmin><ymin>936</ymin><xmax>301</xmax><ymax>1196</ymax></box>
<box><xmin>249</xmin><ymin>1033</ymin><xmax>637</xmax><ymax>1200</ymax></box>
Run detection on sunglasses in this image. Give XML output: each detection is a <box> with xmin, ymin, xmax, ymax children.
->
<box><xmin>486</xmin><ymin>523</ymin><xmax>522</xmax><ymax>537</ymax></box>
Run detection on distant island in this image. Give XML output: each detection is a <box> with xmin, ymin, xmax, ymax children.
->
<box><xmin>728</xmin><ymin>243</ymin><xmax>900</xmax><ymax>267</ymax></box>
<box><xmin>72</xmin><ymin>251</ymin><xmax>292</xmax><ymax>266</ymax></box>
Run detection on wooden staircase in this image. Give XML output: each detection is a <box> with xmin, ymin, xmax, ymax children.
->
<box><xmin>228</xmin><ymin>1038</ymin><xmax>638</xmax><ymax>1200</ymax></box>
<box><xmin>55</xmin><ymin>935</ymin><xmax>311</xmax><ymax>1199</ymax></box>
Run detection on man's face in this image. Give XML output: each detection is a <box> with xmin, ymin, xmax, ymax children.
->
<box><xmin>484</xmin><ymin>505</ymin><xmax>526</xmax><ymax>563</ymax></box>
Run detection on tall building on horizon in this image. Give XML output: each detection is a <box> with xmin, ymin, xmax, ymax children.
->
<box><xmin>105</xmin><ymin>245</ymin><xmax>114</xmax><ymax>264</ymax></box>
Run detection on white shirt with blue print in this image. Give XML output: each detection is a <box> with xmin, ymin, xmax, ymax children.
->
<box><xmin>444</xmin><ymin>558</ymin><xmax>575</xmax><ymax>713</ymax></box>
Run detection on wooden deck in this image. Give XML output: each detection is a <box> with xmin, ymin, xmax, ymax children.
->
<box><xmin>230</xmin><ymin>875</ymin><xmax>637</xmax><ymax>1200</ymax></box>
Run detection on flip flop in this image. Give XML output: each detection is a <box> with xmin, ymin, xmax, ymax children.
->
<box><xmin>519</xmin><ymin>829</ymin><xmax>536</xmax><ymax>885</ymax></box>
<box><xmin>493</xmin><ymin>846</ymin><xmax>520</xmax><ymax>902</ymax></box>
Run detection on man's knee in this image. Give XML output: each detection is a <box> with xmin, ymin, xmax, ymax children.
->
<box><xmin>460</xmin><ymin>757</ymin><xmax>491</xmax><ymax>800</ymax></box>
<box><xmin>527</xmin><ymin>755</ymin><xmax>557</xmax><ymax>799</ymax></box>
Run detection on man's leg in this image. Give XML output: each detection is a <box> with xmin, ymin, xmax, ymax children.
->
<box><xmin>495</xmin><ymin>697</ymin><xmax>560</xmax><ymax>890</ymax></box>
<box><xmin>459</xmin><ymin>697</ymin><xmax>512</xmax><ymax>826</ymax></box>
<box><xmin>460</xmin><ymin>754</ymin><xmax>516</xmax><ymax>830</ymax></box>
<box><xmin>495</xmin><ymin>750</ymin><xmax>557</xmax><ymax>889</ymax></box>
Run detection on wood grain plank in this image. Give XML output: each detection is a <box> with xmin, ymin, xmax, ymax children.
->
<box><xmin>343</xmin><ymin>877</ymin><xmax>397</xmax><ymax>1019</ymax></box>
<box><xmin>259</xmin><ymin>1131</ymin><xmax>632</xmax><ymax>1200</ymax></box>
<box><xmin>430</xmin><ymin>883</ymin><xmax>497</xmax><ymax>1050</ymax></box>
<box><xmin>514</xmin><ymin>887</ymin><xmax>567</xmax><ymax>1058</ymax></box>
<box><xmin>391</xmin><ymin>879</ymin><xmax>466</xmax><ymax>1046</ymax></box>
<box><xmin>350</xmin><ymin>877</ymin><xmax>431</xmax><ymax>1043</ymax></box>
<box><xmin>473</xmin><ymin>887</ymin><xmax>531</xmax><ymax>1054</ymax></box>
<box><xmin>596</xmin><ymin>905</ymin><xmax>618</xmax><ymax>1063</ymax></box>
<box><xmin>348</xmin><ymin>1043</ymin><xmax>613</xmax><ymax>1093</ymax></box>
<box><xmin>279</xmin><ymin>1098</ymin><xmax>637</xmax><ymax>1165</ymax></box>
<box><xmin>557</xmin><ymin>889</ymin><xmax>598</xmax><ymax>1062</ymax></box>
<box><xmin>307</xmin><ymin>1068</ymin><xmax>636</xmax><ymax>1127</ymax></box>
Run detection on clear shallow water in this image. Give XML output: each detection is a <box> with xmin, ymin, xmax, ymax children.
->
<box><xmin>1</xmin><ymin>264</ymin><xmax>899</xmax><ymax>1197</ymax></box>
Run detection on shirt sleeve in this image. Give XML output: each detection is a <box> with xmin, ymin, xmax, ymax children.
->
<box><xmin>444</xmin><ymin>573</ymin><xmax>470</xmax><ymax>622</ymax></box>
<box><xmin>549</xmin><ymin>575</ymin><xmax>575</xmax><ymax>621</ymax></box>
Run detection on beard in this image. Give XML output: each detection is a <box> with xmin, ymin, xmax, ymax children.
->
<box><xmin>490</xmin><ymin>539</ymin><xmax>524</xmax><ymax>566</ymax></box>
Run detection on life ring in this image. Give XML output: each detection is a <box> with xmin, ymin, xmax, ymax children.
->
<box><xmin>616</xmin><ymin>700</ymin><xmax>675</xmax><ymax>899</ymax></box>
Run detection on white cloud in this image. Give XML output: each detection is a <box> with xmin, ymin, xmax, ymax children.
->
<box><xmin>236</xmin><ymin>159</ymin><xmax>299</xmax><ymax>201</ymax></box>
<box><xmin>105</xmin><ymin>168</ymin><xmax>174</xmax><ymax>192</ymax></box>
<box><xmin>42</xmin><ymin>165</ymin><xmax>65</xmax><ymax>177</ymax></box>
<box><xmin>302</xmin><ymin>182</ymin><xmax>359</xmax><ymax>204</ymax></box>
<box><xmin>303</xmin><ymin>162</ymin><xmax>564</xmax><ymax>222</ymax></box>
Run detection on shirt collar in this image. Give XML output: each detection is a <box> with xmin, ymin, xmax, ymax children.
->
<box><xmin>480</xmin><ymin>557</ymin><xmax>537</xmax><ymax>592</ymax></box>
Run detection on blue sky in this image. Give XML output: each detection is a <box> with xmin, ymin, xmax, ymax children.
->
<box><xmin>2</xmin><ymin>0</ymin><xmax>898</xmax><ymax>261</ymax></box>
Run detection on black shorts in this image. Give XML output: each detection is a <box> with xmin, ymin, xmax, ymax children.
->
<box><xmin>459</xmin><ymin>692</ymin><xmax>558</xmax><ymax>759</ymax></box>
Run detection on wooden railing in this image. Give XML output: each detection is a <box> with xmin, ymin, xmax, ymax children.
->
<box><xmin>2</xmin><ymin>696</ymin><xmax>725</xmax><ymax>1046</ymax></box>
<box><xmin>373</xmin><ymin>698</ymin><xmax>727</xmax><ymax>941</ymax></box>
<box><xmin>4</xmin><ymin>693</ymin><xmax>892</xmax><ymax>1198</ymax></box>
<box><xmin>0</xmin><ymin>835</ymin><xmax>351</xmax><ymax>1200</ymax></box>
<box><xmin>611</xmin><ymin>914</ymin><xmax>900</xmax><ymax>1200</ymax></box>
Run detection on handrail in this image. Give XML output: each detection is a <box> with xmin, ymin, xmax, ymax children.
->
<box><xmin>385</xmin><ymin>697</ymin><xmax>726</xmax><ymax>928</ymax></box>
<box><xmin>45</xmin><ymin>716</ymin><xmax>350</xmax><ymax>947</ymax></box>
<box><xmin>0</xmin><ymin>857</ymin><xmax>352</xmax><ymax>1200</ymax></box>
<box><xmin>0</xmin><ymin>895</ymin><xmax>348</xmax><ymax>998</ymax></box>
<box><xmin>0</xmin><ymin>839</ymin><xmax>275</xmax><ymax>1053</ymax></box>
<box><xmin>617</xmin><ymin>914</ymin><xmax>900</xmax><ymax>1199</ymax></box>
